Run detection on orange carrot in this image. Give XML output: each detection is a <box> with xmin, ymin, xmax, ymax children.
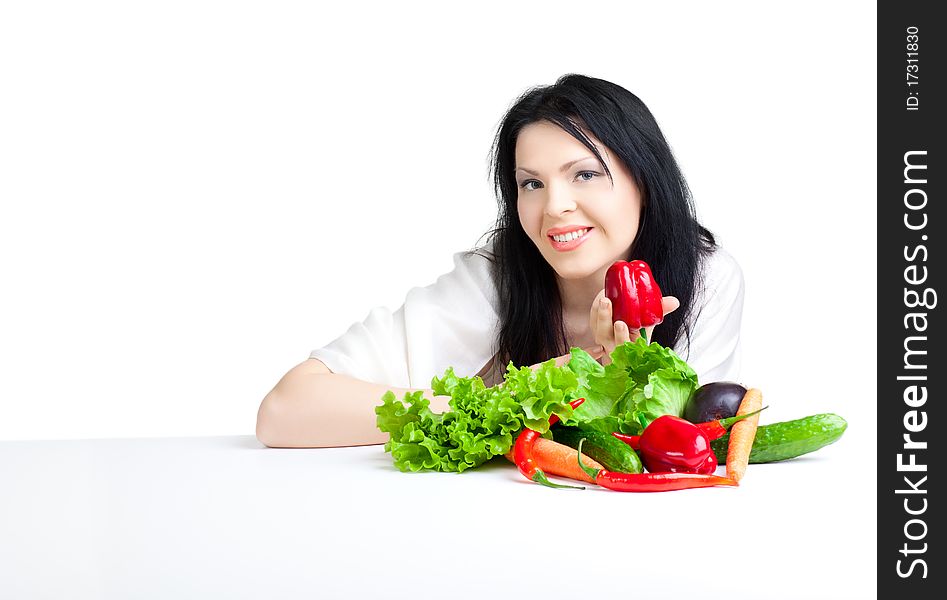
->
<box><xmin>504</xmin><ymin>437</ymin><xmax>604</xmax><ymax>484</ymax></box>
<box><xmin>726</xmin><ymin>388</ymin><xmax>764</xmax><ymax>482</ymax></box>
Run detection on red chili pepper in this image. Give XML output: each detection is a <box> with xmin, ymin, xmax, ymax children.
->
<box><xmin>513</xmin><ymin>398</ymin><xmax>586</xmax><ymax>489</ymax></box>
<box><xmin>605</xmin><ymin>260</ymin><xmax>664</xmax><ymax>341</ymax></box>
<box><xmin>611</xmin><ymin>431</ymin><xmax>640</xmax><ymax>449</ymax></box>
<box><xmin>713</xmin><ymin>406</ymin><xmax>768</xmax><ymax>435</ymax></box>
<box><xmin>576</xmin><ymin>438</ymin><xmax>737</xmax><ymax>492</ymax></box>
<box><xmin>697</xmin><ymin>420</ymin><xmax>728</xmax><ymax>441</ymax></box>
<box><xmin>692</xmin><ymin>406</ymin><xmax>770</xmax><ymax>442</ymax></box>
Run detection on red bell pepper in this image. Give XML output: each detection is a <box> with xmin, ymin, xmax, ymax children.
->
<box><xmin>637</xmin><ymin>415</ymin><xmax>718</xmax><ymax>474</ymax></box>
<box><xmin>611</xmin><ymin>407</ymin><xmax>768</xmax><ymax>449</ymax></box>
<box><xmin>604</xmin><ymin>260</ymin><xmax>664</xmax><ymax>341</ymax></box>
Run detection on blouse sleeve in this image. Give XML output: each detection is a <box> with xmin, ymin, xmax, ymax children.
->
<box><xmin>673</xmin><ymin>246</ymin><xmax>746</xmax><ymax>385</ymax></box>
<box><xmin>308</xmin><ymin>247</ymin><xmax>500</xmax><ymax>389</ymax></box>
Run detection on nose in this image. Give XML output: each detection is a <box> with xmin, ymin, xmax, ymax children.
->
<box><xmin>543</xmin><ymin>181</ymin><xmax>578</xmax><ymax>217</ymax></box>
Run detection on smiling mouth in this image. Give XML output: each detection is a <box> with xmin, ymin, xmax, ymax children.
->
<box><xmin>549</xmin><ymin>227</ymin><xmax>592</xmax><ymax>243</ymax></box>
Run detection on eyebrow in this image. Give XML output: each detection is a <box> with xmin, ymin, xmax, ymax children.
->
<box><xmin>515</xmin><ymin>156</ymin><xmax>598</xmax><ymax>176</ymax></box>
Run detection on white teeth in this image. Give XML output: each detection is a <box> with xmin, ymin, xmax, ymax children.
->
<box><xmin>552</xmin><ymin>228</ymin><xmax>589</xmax><ymax>243</ymax></box>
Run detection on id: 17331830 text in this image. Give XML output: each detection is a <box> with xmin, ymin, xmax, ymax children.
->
<box><xmin>905</xmin><ymin>26</ymin><xmax>919</xmax><ymax>111</ymax></box>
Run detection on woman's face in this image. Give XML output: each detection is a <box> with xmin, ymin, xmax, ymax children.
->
<box><xmin>515</xmin><ymin>120</ymin><xmax>642</xmax><ymax>282</ymax></box>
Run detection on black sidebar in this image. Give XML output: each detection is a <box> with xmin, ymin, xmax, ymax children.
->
<box><xmin>878</xmin><ymin>1</ymin><xmax>943</xmax><ymax>597</ymax></box>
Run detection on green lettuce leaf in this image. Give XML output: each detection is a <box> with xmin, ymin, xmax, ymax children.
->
<box><xmin>569</xmin><ymin>337</ymin><xmax>699</xmax><ymax>434</ymax></box>
<box><xmin>375</xmin><ymin>362</ymin><xmax>581</xmax><ymax>473</ymax></box>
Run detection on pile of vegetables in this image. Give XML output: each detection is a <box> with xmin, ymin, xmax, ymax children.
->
<box><xmin>375</xmin><ymin>337</ymin><xmax>847</xmax><ymax>491</ymax></box>
<box><xmin>375</xmin><ymin>336</ymin><xmax>697</xmax><ymax>473</ymax></box>
<box><xmin>374</xmin><ymin>259</ymin><xmax>847</xmax><ymax>491</ymax></box>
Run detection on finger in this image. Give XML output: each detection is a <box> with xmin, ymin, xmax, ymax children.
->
<box><xmin>614</xmin><ymin>320</ymin><xmax>631</xmax><ymax>345</ymax></box>
<box><xmin>595</xmin><ymin>296</ymin><xmax>615</xmax><ymax>348</ymax></box>
<box><xmin>584</xmin><ymin>345</ymin><xmax>606</xmax><ymax>365</ymax></box>
<box><xmin>589</xmin><ymin>289</ymin><xmax>607</xmax><ymax>330</ymax></box>
<box><xmin>631</xmin><ymin>296</ymin><xmax>679</xmax><ymax>345</ymax></box>
<box><xmin>584</xmin><ymin>344</ymin><xmax>606</xmax><ymax>359</ymax></box>
<box><xmin>578</xmin><ymin>344</ymin><xmax>607</xmax><ymax>366</ymax></box>
<box><xmin>598</xmin><ymin>343</ymin><xmax>613</xmax><ymax>366</ymax></box>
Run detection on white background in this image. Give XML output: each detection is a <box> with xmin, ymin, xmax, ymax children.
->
<box><xmin>1</xmin><ymin>0</ymin><xmax>876</xmax><ymax>442</ymax></box>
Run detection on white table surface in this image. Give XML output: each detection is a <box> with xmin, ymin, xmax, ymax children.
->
<box><xmin>0</xmin><ymin>434</ymin><xmax>876</xmax><ymax>599</ymax></box>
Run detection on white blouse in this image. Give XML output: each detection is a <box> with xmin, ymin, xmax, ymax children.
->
<box><xmin>309</xmin><ymin>242</ymin><xmax>745</xmax><ymax>389</ymax></box>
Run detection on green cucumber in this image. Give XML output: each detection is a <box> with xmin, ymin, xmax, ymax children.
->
<box><xmin>552</xmin><ymin>426</ymin><xmax>643</xmax><ymax>473</ymax></box>
<box><xmin>711</xmin><ymin>413</ymin><xmax>847</xmax><ymax>464</ymax></box>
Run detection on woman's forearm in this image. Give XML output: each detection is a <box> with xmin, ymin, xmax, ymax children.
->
<box><xmin>256</xmin><ymin>371</ymin><xmax>448</xmax><ymax>448</ymax></box>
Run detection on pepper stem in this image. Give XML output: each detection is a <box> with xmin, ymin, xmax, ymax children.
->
<box><xmin>639</xmin><ymin>328</ymin><xmax>648</xmax><ymax>343</ymax></box>
<box><xmin>576</xmin><ymin>438</ymin><xmax>603</xmax><ymax>481</ymax></box>
<box><xmin>718</xmin><ymin>405</ymin><xmax>769</xmax><ymax>430</ymax></box>
<box><xmin>532</xmin><ymin>469</ymin><xmax>585</xmax><ymax>490</ymax></box>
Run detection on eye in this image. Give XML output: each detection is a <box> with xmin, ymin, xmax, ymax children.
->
<box><xmin>577</xmin><ymin>170</ymin><xmax>599</xmax><ymax>182</ymax></box>
<box><xmin>518</xmin><ymin>171</ymin><xmax>600</xmax><ymax>191</ymax></box>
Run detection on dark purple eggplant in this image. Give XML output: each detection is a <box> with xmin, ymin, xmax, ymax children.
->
<box><xmin>683</xmin><ymin>381</ymin><xmax>748</xmax><ymax>423</ymax></box>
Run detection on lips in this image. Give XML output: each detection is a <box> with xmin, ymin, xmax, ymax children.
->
<box><xmin>548</xmin><ymin>227</ymin><xmax>594</xmax><ymax>252</ymax></box>
<box><xmin>547</xmin><ymin>225</ymin><xmax>593</xmax><ymax>237</ymax></box>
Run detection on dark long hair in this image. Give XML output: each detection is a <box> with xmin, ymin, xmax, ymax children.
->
<box><xmin>468</xmin><ymin>74</ymin><xmax>716</xmax><ymax>369</ymax></box>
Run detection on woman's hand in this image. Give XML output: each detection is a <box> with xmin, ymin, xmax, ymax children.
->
<box><xmin>590</xmin><ymin>289</ymin><xmax>680</xmax><ymax>365</ymax></box>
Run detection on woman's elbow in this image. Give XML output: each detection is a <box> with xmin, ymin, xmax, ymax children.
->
<box><xmin>255</xmin><ymin>390</ymin><xmax>283</xmax><ymax>447</ymax></box>
<box><xmin>256</xmin><ymin>359</ymin><xmax>333</xmax><ymax>447</ymax></box>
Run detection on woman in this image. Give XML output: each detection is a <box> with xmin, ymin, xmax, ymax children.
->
<box><xmin>256</xmin><ymin>74</ymin><xmax>744</xmax><ymax>448</ymax></box>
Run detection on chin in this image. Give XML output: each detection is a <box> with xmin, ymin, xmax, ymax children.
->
<box><xmin>548</xmin><ymin>259</ymin><xmax>602</xmax><ymax>280</ymax></box>
<box><xmin>536</xmin><ymin>240</ymin><xmax>612</xmax><ymax>280</ymax></box>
